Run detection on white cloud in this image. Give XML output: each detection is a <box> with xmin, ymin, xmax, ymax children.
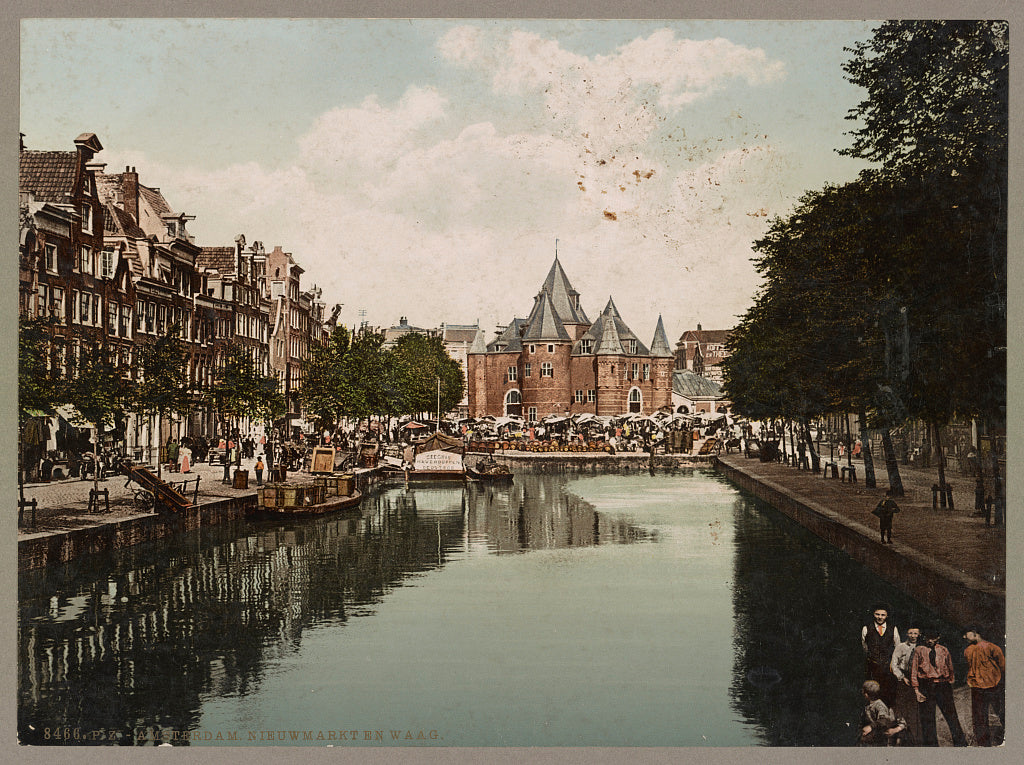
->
<box><xmin>94</xmin><ymin>28</ymin><xmax>792</xmax><ymax>340</ymax></box>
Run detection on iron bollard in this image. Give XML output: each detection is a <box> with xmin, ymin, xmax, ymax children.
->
<box><xmin>945</xmin><ymin>483</ymin><xmax>954</xmax><ymax>511</ymax></box>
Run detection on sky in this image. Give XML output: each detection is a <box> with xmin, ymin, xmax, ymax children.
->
<box><xmin>21</xmin><ymin>18</ymin><xmax>879</xmax><ymax>345</ymax></box>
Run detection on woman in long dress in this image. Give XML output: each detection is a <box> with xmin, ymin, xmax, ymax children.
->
<box><xmin>180</xmin><ymin>445</ymin><xmax>192</xmax><ymax>473</ymax></box>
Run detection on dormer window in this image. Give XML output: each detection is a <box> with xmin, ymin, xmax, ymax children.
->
<box><xmin>580</xmin><ymin>339</ymin><xmax>593</xmax><ymax>354</ymax></box>
<box><xmin>628</xmin><ymin>339</ymin><xmax>638</xmax><ymax>354</ymax></box>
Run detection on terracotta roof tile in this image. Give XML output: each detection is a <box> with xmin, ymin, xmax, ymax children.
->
<box><xmin>197</xmin><ymin>247</ymin><xmax>236</xmax><ymax>274</ymax></box>
<box><xmin>19</xmin><ymin>151</ymin><xmax>78</xmax><ymax>203</ymax></box>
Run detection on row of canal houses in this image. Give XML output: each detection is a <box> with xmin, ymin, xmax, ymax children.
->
<box><xmin>18</xmin><ymin>133</ymin><xmax>338</xmax><ymax>464</ymax></box>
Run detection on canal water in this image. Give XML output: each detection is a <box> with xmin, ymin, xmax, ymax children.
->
<box><xmin>18</xmin><ymin>468</ymin><xmax>963</xmax><ymax>747</ymax></box>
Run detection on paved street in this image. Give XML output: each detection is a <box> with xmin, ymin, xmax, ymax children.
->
<box><xmin>16</xmin><ymin>456</ymin><xmax>304</xmax><ymax>536</ymax></box>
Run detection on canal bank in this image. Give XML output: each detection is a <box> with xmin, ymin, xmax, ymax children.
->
<box><xmin>715</xmin><ymin>453</ymin><xmax>1005</xmax><ymax>635</ymax></box>
<box><xmin>17</xmin><ymin>462</ymin><xmax>385</xmax><ymax>571</ymax></box>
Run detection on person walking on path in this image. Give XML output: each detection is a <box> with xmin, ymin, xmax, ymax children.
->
<box><xmin>911</xmin><ymin>630</ymin><xmax>968</xmax><ymax>746</ymax></box>
<box><xmin>963</xmin><ymin>626</ymin><xmax>1005</xmax><ymax>746</ymax></box>
<box><xmin>872</xmin><ymin>493</ymin><xmax>900</xmax><ymax>544</ymax></box>
<box><xmin>862</xmin><ymin>605</ymin><xmax>900</xmax><ymax>704</ymax></box>
<box><xmin>857</xmin><ymin>680</ymin><xmax>907</xmax><ymax>746</ymax></box>
<box><xmin>255</xmin><ymin>456</ymin><xmax>265</xmax><ymax>487</ymax></box>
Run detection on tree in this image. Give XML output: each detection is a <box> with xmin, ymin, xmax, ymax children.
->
<box><xmin>18</xmin><ymin>315</ymin><xmax>67</xmax><ymax>493</ymax></box>
<box><xmin>391</xmin><ymin>333</ymin><xmax>464</xmax><ymax>422</ymax></box>
<box><xmin>134</xmin><ymin>324</ymin><xmax>192</xmax><ymax>478</ymax></box>
<box><xmin>841</xmin><ymin>20</ymin><xmax>1007</xmax><ymax>429</ymax></box>
<box><xmin>65</xmin><ymin>338</ymin><xmax>136</xmax><ymax>495</ymax></box>
<box><xmin>300</xmin><ymin>325</ymin><xmax>351</xmax><ymax>435</ymax></box>
<box><xmin>209</xmin><ymin>344</ymin><xmax>285</xmax><ymax>434</ymax></box>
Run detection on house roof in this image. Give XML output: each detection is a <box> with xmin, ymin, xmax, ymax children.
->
<box><xmin>575</xmin><ymin>296</ymin><xmax>650</xmax><ymax>356</ymax></box>
<box><xmin>102</xmin><ymin>201</ymin><xmax>147</xmax><ymax>238</ymax></box>
<box><xmin>649</xmin><ymin>315</ymin><xmax>674</xmax><ymax>358</ymax></box>
<box><xmin>522</xmin><ymin>290</ymin><xmax>571</xmax><ymax>342</ymax></box>
<box><xmin>197</xmin><ymin>247</ymin><xmax>236</xmax><ymax>275</ymax></box>
<box><xmin>486</xmin><ymin>319</ymin><xmax>527</xmax><ymax>353</ymax></box>
<box><xmin>539</xmin><ymin>256</ymin><xmax>589</xmax><ymax>325</ymax></box>
<box><xmin>678</xmin><ymin>328</ymin><xmax>731</xmax><ymax>345</ymax></box>
<box><xmin>443</xmin><ymin>324</ymin><xmax>480</xmax><ymax>343</ymax></box>
<box><xmin>672</xmin><ymin>369</ymin><xmax>723</xmax><ymax>399</ymax></box>
<box><xmin>469</xmin><ymin>328</ymin><xmax>488</xmax><ymax>354</ymax></box>
<box><xmin>19</xmin><ymin>151</ymin><xmax>78</xmax><ymax>203</ymax></box>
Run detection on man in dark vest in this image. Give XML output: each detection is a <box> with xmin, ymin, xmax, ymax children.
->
<box><xmin>861</xmin><ymin>604</ymin><xmax>900</xmax><ymax>705</ymax></box>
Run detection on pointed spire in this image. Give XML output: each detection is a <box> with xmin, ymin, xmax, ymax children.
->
<box><xmin>469</xmin><ymin>327</ymin><xmax>487</xmax><ymax>354</ymax></box>
<box><xmin>540</xmin><ymin>252</ymin><xmax>589</xmax><ymax>325</ymax></box>
<box><xmin>602</xmin><ymin>296</ymin><xmax>620</xmax><ymax>318</ymax></box>
<box><xmin>650</xmin><ymin>315</ymin><xmax>673</xmax><ymax>357</ymax></box>
<box><xmin>523</xmin><ymin>290</ymin><xmax>571</xmax><ymax>342</ymax></box>
<box><xmin>594</xmin><ymin>314</ymin><xmax>626</xmax><ymax>355</ymax></box>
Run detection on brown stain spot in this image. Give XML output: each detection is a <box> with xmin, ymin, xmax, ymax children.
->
<box><xmin>577</xmin><ymin>181</ymin><xmax>586</xmax><ymax>192</ymax></box>
<box><xmin>603</xmin><ymin>210</ymin><xmax>617</xmax><ymax>221</ymax></box>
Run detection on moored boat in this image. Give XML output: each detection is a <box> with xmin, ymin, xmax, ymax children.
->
<box><xmin>466</xmin><ymin>460</ymin><xmax>513</xmax><ymax>483</ymax></box>
<box><xmin>254</xmin><ymin>482</ymin><xmax>363</xmax><ymax>518</ymax></box>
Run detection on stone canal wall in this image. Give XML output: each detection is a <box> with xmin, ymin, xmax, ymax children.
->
<box><xmin>18</xmin><ymin>495</ymin><xmax>255</xmax><ymax>571</ymax></box>
<box><xmin>715</xmin><ymin>457</ymin><xmax>1004</xmax><ymax>632</ymax></box>
<box><xmin>478</xmin><ymin>451</ymin><xmax>716</xmax><ymax>471</ymax></box>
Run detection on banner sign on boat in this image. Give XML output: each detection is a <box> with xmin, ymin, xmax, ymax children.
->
<box><xmin>414</xmin><ymin>450</ymin><xmax>464</xmax><ymax>472</ymax></box>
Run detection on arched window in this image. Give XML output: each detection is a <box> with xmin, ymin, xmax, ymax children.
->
<box><xmin>628</xmin><ymin>387</ymin><xmax>642</xmax><ymax>414</ymax></box>
<box><xmin>677</xmin><ymin>405</ymin><xmax>689</xmax><ymax>414</ymax></box>
<box><xmin>505</xmin><ymin>389</ymin><xmax>522</xmax><ymax>416</ymax></box>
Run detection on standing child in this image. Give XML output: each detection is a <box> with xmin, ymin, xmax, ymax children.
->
<box><xmin>255</xmin><ymin>456</ymin><xmax>265</xmax><ymax>486</ymax></box>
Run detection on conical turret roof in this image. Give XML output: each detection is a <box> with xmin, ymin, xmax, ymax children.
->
<box><xmin>649</xmin><ymin>314</ymin><xmax>674</xmax><ymax>357</ymax></box>
<box><xmin>522</xmin><ymin>290</ymin><xmax>571</xmax><ymax>342</ymax></box>
<box><xmin>574</xmin><ymin>296</ymin><xmax>650</xmax><ymax>355</ymax></box>
<box><xmin>468</xmin><ymin>328</ymin><xmax>488</xmax><ymax>354</ymax></box>
<box><xmin>540</xmin><ymin>256</ymin><xmax>589</xmax><ymax>325</ymax></box>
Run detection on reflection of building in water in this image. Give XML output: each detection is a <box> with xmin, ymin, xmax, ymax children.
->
<box><xmin>18</xmin><ymin>475</ymin><xmax>652</xmax><ymax>744</ymax></box>
<box><xmin>466</xmin><ymin>473</ymin><xmax>653</xmax><ymax>553</ymax></box>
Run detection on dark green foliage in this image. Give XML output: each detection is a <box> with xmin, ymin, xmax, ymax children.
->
<box><xmin>209</xmin><ymin>344</ymin><xmax>285</xmax><ymax>425</ymax></box>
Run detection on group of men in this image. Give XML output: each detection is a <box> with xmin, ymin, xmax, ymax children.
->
<box><xmin>859</xmin><ymin>604</ymin><xmax>1005</xmax><ymax>746</ymax></box>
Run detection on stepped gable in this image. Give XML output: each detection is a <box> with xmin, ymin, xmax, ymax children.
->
<box><xmin>19</xmin><ymin>151</ymin><xmax>78</xmax><ymax>203</ymax></box>
<box><xmin>650</xmin><ymin>314</ymin><xmax>674</xmax><ymax>357</ymax></box>
<box><xmin>576</xmin><ymin>296</ymin><xmax>650</xmax><ymax>355</ymax></box>
<box><xmin>540</xmin><ymin>255</ymin><xmax>589</xmax><ymax>325</ymax></box>
<box><xmin>522</xmin><ymin>290</ymin><xmax>571</xmax><ymax>342</ymax></box>
<box><xmin>486</xmin><ymin>318</ymin><xmax>527</xmax><ymax>354</ymax></box>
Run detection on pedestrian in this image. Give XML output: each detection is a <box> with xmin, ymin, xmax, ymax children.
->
<box><xmin>221</xmin><ymin>448</ymin><xmax>231</xmax><ymax>484</ymax></box>
<box><xmin>992</xmin><ymin>475</ymin><xmax>1004</xmax><ymax>526</ymax></box>
<box><xmin>180</xmin><ymin>444</ymin><xmax>191</xmax><ymax>474</ymax></box>
<box><xmin>872</xmin><ymin>493</ymin><xmax>900</xmax><ymax>544</ymax></box>
<box><xmin>255</xmin><ymin>455</ymin><xmax>264</xmax><ymax>486</ymax></box>
<box><xmin>857</xmin><ymin>680</ymin><xmax>907</xmax><ymax>746</ymax></box>
<box><xmin>975</xmin><ymin>476</ymin><xmax>987</xmax><ymax>519</ymax></box>
<box><xmin>911</xmin><ymin>629</ymin><xmax>968</xmax><ymax>746</ymax></box>
<box><xmin>962</xmin><ymin>626</ymin><xmax>1005</xmax><ymax>746</ymax></box>
<box><xmin>862</xmin><ymin>604</ymin><xmax>900</xmax><ymax>704</ymax></box>
<box><xmin>890</xmin><ymin>625</ymin><xmax>923</xmax><ymax>744</ymax></box>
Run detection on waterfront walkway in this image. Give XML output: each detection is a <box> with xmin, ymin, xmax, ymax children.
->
<box><xmin>716</xmin><ymin>452</ymin><xmax>1006</xmax><ymax>594</ymax></box>
<box><xmin>16</xmin><ymin>458</ymin><xmax>311</xmax><ymax>537</ymax></box>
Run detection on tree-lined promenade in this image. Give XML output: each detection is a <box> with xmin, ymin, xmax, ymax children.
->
<box><xmin>722</xmin><ymin>21</ymin><xmax>1007</xmax><ymax>498</ymax></box>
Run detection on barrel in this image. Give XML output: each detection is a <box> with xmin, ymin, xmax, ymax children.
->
<box><xmin>233</xmin><ymin>470</ymin><xmax>249</xmax><ymax>489</ymax></box>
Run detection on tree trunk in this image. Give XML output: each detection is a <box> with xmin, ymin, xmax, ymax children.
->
<box><xmin>881</xmin><ymin>428</ymin><xmax>904</xmax><ymax>497</ymax></box>
<box><xmin>788</xmin><ymin>419</ymin><xmax>796</xmax><ymax>466</ymax></box>
<box><xmin>858</xmin><ymin>408</ymin><xmax>876</xmax><ymax>489</ymax></box>
<box><xmin>934</xmin><ymin>420</ymin><xmax>948</xmax><ymax>491</ymax></box>
<box><xmin>802</xmin><ymin>418</ymin><xmax>820</xmax><ymax>473</ymax></box>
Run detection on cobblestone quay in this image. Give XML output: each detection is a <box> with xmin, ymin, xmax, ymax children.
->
<box><xmin>715</xmin><ymin>453</ymin><xmax>1005</xmax><ymax>635</ymax></box>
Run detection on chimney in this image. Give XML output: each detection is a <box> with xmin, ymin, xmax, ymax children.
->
<box><xmin>123</xmin><ymin>166</ymin><xmax>139</xmax><ymax>222</ymax></box>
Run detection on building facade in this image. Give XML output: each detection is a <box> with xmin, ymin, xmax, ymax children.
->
<box><xmin>467</xmin><ymin>257</ymin><xmax>674</xmax><ymax>420</ymax></box>
<box><xmin>674</xmin><ymin>325</ymin><xmax>732</xmax><ymax>383</ymax></box>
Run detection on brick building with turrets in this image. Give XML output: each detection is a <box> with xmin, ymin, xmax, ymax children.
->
<box><xmin>467</xmin><ymin>256</ymin><xmax>674</xmax><ymax>420</ymax></box>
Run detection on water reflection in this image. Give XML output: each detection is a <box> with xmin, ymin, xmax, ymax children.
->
<box><xmin>18</xmin><ymin>474</ymin><xmax>648</xmax><ymax>745</ymax></box>
<box><xmin>727</xmin><ymin>495</ymin><xmax>965</xmax><ymax>746</ymax></box>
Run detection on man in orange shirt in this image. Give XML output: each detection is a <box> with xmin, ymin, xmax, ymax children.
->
<box><xmin>911</xmin><ymin>630</ymin><xmax>967</xmax><ymax>746</ymax></box>
<box><xmin>963</xmin><ymin>626</ymin><xmax>1005</xmax><ymax>746</ymax></box>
